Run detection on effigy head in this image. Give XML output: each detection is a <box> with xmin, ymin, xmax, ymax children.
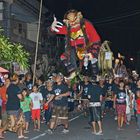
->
<box><xmin>63</xmin><ymin>9</ymin><xmax>83</xmax><ymax>26</ymax></box>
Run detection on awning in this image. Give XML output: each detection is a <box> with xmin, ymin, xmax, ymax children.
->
<box><xmin>0</xmin><ymin>67</ymin><xmax>9</xmax><ymax>73</ymax></box>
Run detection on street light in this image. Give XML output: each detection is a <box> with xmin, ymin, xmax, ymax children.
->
<box><xmin>130</xmin><ymin>58</ymin><xmax>134</xmax><ymax>61</ymax></box>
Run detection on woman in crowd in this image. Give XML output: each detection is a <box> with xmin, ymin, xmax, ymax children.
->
<box><xmin>114</xmin><ymin>81</ymin><xmax>126</xmax><ymax>130</ymax></box>
<box><xmin>6</xmin><ymin>74</ymin><xmax>27</xmax><ymax>139</ymax></box>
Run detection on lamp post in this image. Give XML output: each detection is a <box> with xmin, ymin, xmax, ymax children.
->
<box><xmin>129</xmin><ymin>57</ymin><xmax>135</xmax><ymax>70</ymax></box>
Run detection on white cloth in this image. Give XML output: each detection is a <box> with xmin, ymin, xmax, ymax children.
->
<box><xmin>126</xmin><ymin>92</ymin><xmax>131</xmax><ymax>114</ymax></box>
<box><xmin>0</xmin><ymin>98</ymin><xmax>2</xmax><ymax>106</ymax></box>
<box><xmin>30</xmin><ymin>92</ymin><xmax>43</xmax><ymax>110</ymax></box>
<box><xmin>89</xmin><ymin>102</ymin><xmax>101</xmax><ymax>107</ymax></box>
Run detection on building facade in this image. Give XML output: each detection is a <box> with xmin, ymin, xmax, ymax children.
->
<box><xmin>0</xmin><ymin>0</ymin><xmax>48</xmax><ymax>53</ymax></box>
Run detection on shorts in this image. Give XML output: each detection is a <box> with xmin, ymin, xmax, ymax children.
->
<box><xmin>7</xmin><ymin>110</ymin><xmax>19</xmax><ymax>117</ymax></box>
<box><xmin>89</xmin><ymin>106</ymin><xmax>101</xmax><ymax>122</ymax></box>
<box><xmin>51</xmin><ymin>106</ymin><xmax>68</xmax><ymax>120</ymax></box>
<box><xmin>105</xmin><ymin>100</ymin><xmax>113</xmax><ymax>108</ymax></box>
<box><xmin>116</xmin><ymin>104</ymin><xmax>126</xmax><ymax>116</ymax></box>
<box><xmin>32</xmin><ymin>109</ymin><xmax>41</xmax><ymax>120</ymax></box>
<box><xmin>24</xmin><ymin>111</ymin><xmax>31</xmax><ymax>122</ymax></box>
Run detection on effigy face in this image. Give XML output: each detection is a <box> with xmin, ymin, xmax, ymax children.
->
<box><xmin>67</xmin><ymin>12</ymin><xmax>77</xmax><ymax>23</ymax></box>
<box><xmin>63</xmin><ymin>10</ymin><xmax>82</xmax><ymax>26</ymax></box>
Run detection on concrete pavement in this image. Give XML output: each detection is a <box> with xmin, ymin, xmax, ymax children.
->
<box><xmin>3</xmin><ymin>111</ymin><xmax>140</xmax><ymax>140</ymax></box>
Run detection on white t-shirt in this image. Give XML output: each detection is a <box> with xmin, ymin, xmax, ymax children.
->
<box><xmin>29</xmin><ymin>92</ymin><xmax>43</xmax><ymax>110</ymax></box>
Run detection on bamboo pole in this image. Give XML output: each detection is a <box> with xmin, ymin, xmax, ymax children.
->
<box><xmin>33</xmin><ymin>0</ymin><xmax>43</xmax><ymax>85</ymax></box>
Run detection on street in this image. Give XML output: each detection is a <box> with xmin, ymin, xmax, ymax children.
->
<box><xmin>3</xmin><ymin>111</ymin><xmax>140</xmax><ymax>140</ymax></box>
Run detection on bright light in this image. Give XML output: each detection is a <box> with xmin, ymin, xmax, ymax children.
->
<box><xmin>130</xmin><ymin>58</ymin><xmax>134</xmax><ymax>61</ymax></box>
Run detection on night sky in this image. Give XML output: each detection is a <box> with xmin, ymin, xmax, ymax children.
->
<box><xmin>44</xmin><ymin>0</ymin><xmax>140</xmax><ymax>69</ymax></box>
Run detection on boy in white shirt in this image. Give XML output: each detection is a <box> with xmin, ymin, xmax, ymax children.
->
<box><xmin>30</xmin><ymin>85</ymin><xmax>43</xmax><ymax>131</ymax></box>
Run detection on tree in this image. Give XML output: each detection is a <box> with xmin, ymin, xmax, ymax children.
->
<box><xmin>0</xmin><ymin>29</ymin><xmax>29</xmax><ymax>70</ymax></box>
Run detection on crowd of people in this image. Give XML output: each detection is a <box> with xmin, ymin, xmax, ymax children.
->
<box><xmin>0</xmin><ymin>71</ymin><xmax>140</xmax><ymax>139</ymax></box>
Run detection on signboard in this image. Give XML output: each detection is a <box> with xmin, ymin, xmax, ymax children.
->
<box><xmin>105</xmin><ymin>52</ymin><xmax>112</xmax><ymax>60</ymax></box>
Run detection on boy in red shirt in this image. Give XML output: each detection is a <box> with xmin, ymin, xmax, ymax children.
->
<box><xmin>136</xmin><ymin>90</ymin><xmax>140</xmax><ymax>135</ymax></box>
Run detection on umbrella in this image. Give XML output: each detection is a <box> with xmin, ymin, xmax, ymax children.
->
<box><xmin>0</xmin><ymin>67</ymin><xmax>9</xmax><ymax>73</ymax></box>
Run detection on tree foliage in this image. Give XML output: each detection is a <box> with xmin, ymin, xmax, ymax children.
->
<box><xmin>0</xmin><ymin>29</ymin><xmax>29</xmax><ymax>69</ymax></box>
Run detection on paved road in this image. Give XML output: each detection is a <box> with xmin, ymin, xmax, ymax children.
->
<box><xmin>4</xmin><ymin>111</ymin><xmax>140</xmax><ymax>140</ymax></box>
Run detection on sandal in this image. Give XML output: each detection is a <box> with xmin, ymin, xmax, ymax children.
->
<box><xmin>18</xmin><ymin>136</ymin><xmax>24</xmax><ymax>139</ymax></box>
<box><xmin>18</xmin><ymin>136</ymin><xmax>28</xmax><ymax>139</ymax></box>
<box><xmin>36</xmin><ymin>129</ymin><xmax>40</xmax><ymax>132</ymax></box>
<box><xmin>23</xmin><ymin>136</ymin><xmax>28</xmax><ymax>139</ymax></box>
<box><xmin>0</xmin><ymin>136</ymin><xmax>4</xmax><ymax>139</ymax></box>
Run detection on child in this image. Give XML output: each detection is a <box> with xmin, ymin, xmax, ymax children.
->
<box><xmin>136</xmin><ymin>90</ymin><xmax>140</xmax><ymax>135</ymax></box>
<box><xmin>20</xmin><ymin>88</ymin><xmax>32</xmax><ymax>133</ymax></box>
<box><xmin>29</xmin><ymin>85</ymin><xmax>43</xmax><ymax>131</ymax></box>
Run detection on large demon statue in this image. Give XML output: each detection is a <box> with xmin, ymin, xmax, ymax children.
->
<box><xmin>50</xmin><ymin>9</ymin><xmax>101</xmax><ymax>78</ymax></box>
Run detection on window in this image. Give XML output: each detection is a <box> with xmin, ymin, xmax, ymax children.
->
<box><xmin>18</xmin><ymin>23</ymin><xmax>22</xmax><ymax>34</ymax></box>
<box><xmin>0</xmin><ymin>2</ymin><xmax>3</xmax><ymax>10</ymax></box>
<box><xmin>0</xmin><ymin>13</ymin><xmax>3</xmax><ymax>20</ymax></box>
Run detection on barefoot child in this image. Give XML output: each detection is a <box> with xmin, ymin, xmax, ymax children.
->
<box><xmin>30</xmin><ymin>85</ymin><xmax>43</xmax><ymax>131</ymax></box>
